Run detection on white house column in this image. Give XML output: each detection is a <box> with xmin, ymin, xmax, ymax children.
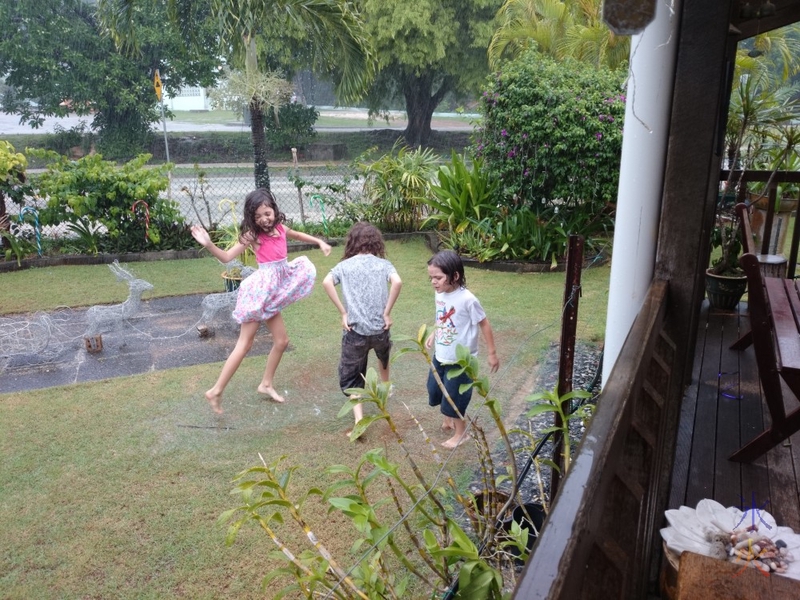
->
<box><xmin>602</xmin><ymin>0</ymin><xmax>683</xmax><ymax>383</ymax></box>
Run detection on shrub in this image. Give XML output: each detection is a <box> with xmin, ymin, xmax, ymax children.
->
<box><xmin>265</xmin><ymin>103</ymin><xmax>319</xmax><ymax>150</ymax></box>
<box><xmin>474</xmin><ymin>51</ymin><xmax>625</xmax><ymax>221</ymax></box>
<box><xmin>30</xmin><ymin>151</ymin><xmax>192</xmax><ymax>253</ymax></box>
<box><xmin>43</xmin><ymin>122</ymin><xmax>95</xmax><ymax>157</ymax></box>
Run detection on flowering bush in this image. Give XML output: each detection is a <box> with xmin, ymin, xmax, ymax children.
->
<box><xmin>474</xmin><ymin>51</ymin><xmax>626</xmax><ymax>228</ymax></box>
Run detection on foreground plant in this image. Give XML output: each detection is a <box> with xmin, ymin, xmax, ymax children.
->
<box><xmin>221</xmin><ymin>326</ymin><xmax>536</xmax><ymax>599</ymax></box>
<box><xmin>525</xmin><ymin>387</ymin><xmax>594</xmax><ymax>476</ymax></box>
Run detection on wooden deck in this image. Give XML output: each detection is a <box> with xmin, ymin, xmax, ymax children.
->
<box><xmin>669</xmin><ymin>300</ymin><xmax>800</xmax><ymax>531</ymax></box>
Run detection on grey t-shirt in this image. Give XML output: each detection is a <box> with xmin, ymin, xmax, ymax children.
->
<box><xmin>328</xmin><ymin>254</ymin><xmax>397</xmax><ymax>336</ymax></box>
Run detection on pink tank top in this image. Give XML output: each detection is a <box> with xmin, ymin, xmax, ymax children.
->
<box><xmin>255</xmin><ymin>224</ymin><xmax>288</xmax><ymax>263</ymax></box>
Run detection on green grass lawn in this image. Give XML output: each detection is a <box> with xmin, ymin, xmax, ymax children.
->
<box><xmin>0</xmin><ymin>239</ymin><xmax>609</xmax><ymax>598</ymax></box>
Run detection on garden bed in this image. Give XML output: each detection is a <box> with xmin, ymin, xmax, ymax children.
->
<box><xmin>0</xmin><ymin>232</ymin><xmax>438</xmax><ymax>273</ymax></box>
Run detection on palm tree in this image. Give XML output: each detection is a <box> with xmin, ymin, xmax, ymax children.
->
<box><xmin>98</xmin><ymin>0</ymin><xmax>373</xmax><ymax>190</ymax></box>
<box><xmin>488</xmin><ymin>0</ymin><xmax>629</xmax><ymax>70</ymax></box>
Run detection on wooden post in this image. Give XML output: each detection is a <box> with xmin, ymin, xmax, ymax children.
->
<box><xmin>551</xmin><ymin>235</ymin><xmax>584</xmax><ymax>498</ymax></box>
<box><xmin>292</xmin><ymin>148</ymin><xmax>306</xmax><ymax>225</ymax></box>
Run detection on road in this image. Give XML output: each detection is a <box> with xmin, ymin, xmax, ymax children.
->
<box><xmin>0</xmin><ymin>110</ymin><xmax>473</xmax><ymax>135</ymax></box>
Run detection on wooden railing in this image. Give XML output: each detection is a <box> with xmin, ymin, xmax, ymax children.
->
<box><xmin>512</xmin><ymin>280</ymin><xmax>673</xmax><ymax>599</ymax></box>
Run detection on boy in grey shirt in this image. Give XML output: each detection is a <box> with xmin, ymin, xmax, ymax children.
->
<box><xmin>322</xmin><ymin>223</ymin><xmax>402</xmax><ymax>438</ymax></box>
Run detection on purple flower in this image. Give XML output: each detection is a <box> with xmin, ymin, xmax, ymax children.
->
<box><xmin>508</xmin><ymin>150</ymin><xmax>515</xmax><ymax>158</ymax></box>
<box><xmin>595</xmin><ymin>132</ymin><xmax>603</xmax><ymax>140</ymax></box>
<box><xmin>608</xmin><ymin>116</ymin><xmax>615</xmax><ymax>122</ymax></box>
<box><xmin>523</xmin><ymin>169</ymin><xmax>530</xmax><ymax>176</ymax></box>
<box><xmin>501</xmin><ymin>129</ymin><xmax>508</xmax><ymax>137</ymax></box>
<box><xmin>522</xmin><ymin>133</ymin><xmax>528</xmax><ymax>139</ymax></box>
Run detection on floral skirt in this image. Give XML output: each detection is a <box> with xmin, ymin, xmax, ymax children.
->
<box><xmin>232</xmin><ymin>257</ymin><xmax>316</xmax><ymax>323</ymax></box>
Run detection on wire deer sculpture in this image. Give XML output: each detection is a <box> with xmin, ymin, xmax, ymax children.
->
<box><xmin>196</xmin><ymin>264</ymin><xmax>256</xmax><ymax>336</ymax></box>
<box><xmin>83</xmin><ymin>261</ymin><xmax>154</xmax><ymax>349</ymax></box>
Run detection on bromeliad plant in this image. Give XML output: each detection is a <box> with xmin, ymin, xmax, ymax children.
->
<box><xmin>222</xmin><ymin>327</ymin><xmax>532</xmax><ymax>599</ymax></box>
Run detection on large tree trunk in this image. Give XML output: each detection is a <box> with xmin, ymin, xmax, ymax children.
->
<box><xmin>402</xmin><ymin>72</ymin><xmax>452</xmax><ymax>147</ymax></box>
<box><xmin>249</xmin><ymin>100</ymin><xmax>270</xmax><ymax>191</ymax></box>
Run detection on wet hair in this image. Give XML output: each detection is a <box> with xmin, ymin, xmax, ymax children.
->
<box><xmin>342</xmin><ymin>222</ymin><xmax>386</xmax><ymax>260</ymax></box>
<box><xmin>427</xmin><ymin>249</ymin><xmax>466</xmax><ymax>288</ymax></box>
<box><xmin>240</xmin><ymin>188</ymin><xmax>286</xmax><ymax>240</ymax></box>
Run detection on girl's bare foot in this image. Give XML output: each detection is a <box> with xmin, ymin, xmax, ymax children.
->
<box><xmin>441</xmin><ymin>433</ymin><xmax>469</xmax><ymax>449</ymax></box>
<box><xmin>205</xmin><ymin>390</ymin><xmax>223</xmax><ymax>414</ymax></box>
<box><xmin>257</xmin><ymin>384</ymin><xmax>285</xmax><ymax>403</ymax></box>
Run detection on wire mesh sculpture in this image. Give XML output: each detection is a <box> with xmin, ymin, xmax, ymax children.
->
<box><xmin>84</xmin><ymin>261</ymin><xmax>154</xmax><ymax>349</ymax></box>
<box><xmin>197</xmin><ymin>262</ymin><xmax>255</xmax><ymax>336</ymax></box>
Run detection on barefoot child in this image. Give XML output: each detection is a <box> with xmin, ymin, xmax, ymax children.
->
<box><xmin>191</xmin><ymin>188</ymin><xmax>331</xmax><ymax>413</ymax></box>
<box><xmin>322</xmin><ymin>223</ymin><xmax>402</xmax><ymax>436</ymax></box>
<box><xmin>425</xmin><ymin>250</ymin><xmax>499</xmax><ymax>448</ymax></box>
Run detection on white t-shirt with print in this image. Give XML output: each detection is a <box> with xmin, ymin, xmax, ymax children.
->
<box><xmin>433</xmin><ymin>287</ymin><xmax>487</xmax><ymax>364</ymax></box>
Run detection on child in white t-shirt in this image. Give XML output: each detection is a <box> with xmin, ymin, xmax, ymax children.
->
<box><xmin>425</xmin><ymin>250</ymin><xmax>499</xmax><ymax>448</ymax></box>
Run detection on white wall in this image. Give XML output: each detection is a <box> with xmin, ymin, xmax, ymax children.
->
<box><xmin>166</xmin><ymin>87</ymin><xmax>209</xmax><ymax>111</ymax></box>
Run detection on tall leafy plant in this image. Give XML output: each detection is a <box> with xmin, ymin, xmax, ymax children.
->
<box><xmin>423</xmin><ymin>151</ymin><xmax>498</xmax><ymax>234</ymax></box>
<box><xmin>357</xmin><ymin>143</ymin><xmax>439</xmax><ymax>232</ymax></box>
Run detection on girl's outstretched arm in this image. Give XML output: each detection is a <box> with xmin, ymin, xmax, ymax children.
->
<box><xmin>191</xmin><ymin>225</ymin><xmax>248</xmax><ymax>264</ymax></box>
<box><xmin>285</xmin><ymin>227</ymin><xmax>332</xmax><ymax>256</ymax></box>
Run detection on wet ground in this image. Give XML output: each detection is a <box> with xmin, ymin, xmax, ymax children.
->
<box><xmin>0</xmin><ymin>294</ymin><xmax>273</xmax><ymax>394</ymax></box>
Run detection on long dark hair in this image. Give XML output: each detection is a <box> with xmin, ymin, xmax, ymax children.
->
<box><xmin>240</xmin><ymin>188</ymin><xmax>286</xmax><ymax>240</ymax></box>
<box><xmin>427</xmin><ymin>249</ymin><xmax>466</xmax><ymax>288</ymax></box>
<box><xmin>342</xmin><ymin>222</ymin><xmax>386</xmax><ymax>260</ymax></box>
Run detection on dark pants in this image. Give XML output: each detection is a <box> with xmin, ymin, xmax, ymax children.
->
<box><xmin>338</xmin><ymin>329</ymin><xmax>392</xmax><ymax>395</ymax></box>
<box><xmin>427</xmin><ymin>355</ymin><xmax>473</xmax><ymax>418</ymax></box>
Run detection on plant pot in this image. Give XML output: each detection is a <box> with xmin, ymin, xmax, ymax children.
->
<box><xmin>705</xmin><ymin>268</ymin><xmax>747</xmax><ymax>311</ymax></box>
<box><xmin>473</xmin><ymin>489</ymin><xmax>513</xmax><ymax>526</ymax></box>
<box><xmin>509</xmin><ymin>502</ymin><xmax>546</xmax><ymax>564</ymax></box>
<box><xmin>748</xmin><ymin>194</ymin><xmax>798</xmax><ymax>255</ymax></box>
<box><xmin>221</xmin><ymin>272</ymin><xmax>242</xmax><ymax>292</ymax></box>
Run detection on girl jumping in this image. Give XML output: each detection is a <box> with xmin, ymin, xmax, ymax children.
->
<box><xmin>191</xmin><ymin>188</ymin><xmax>331</xmax><ymax>413</ymax></box>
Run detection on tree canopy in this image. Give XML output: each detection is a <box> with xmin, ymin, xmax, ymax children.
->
<box><xmin>488</xmin><ymin>0</ymin><xmax>629</xmax><ymax>70</ymax></box>
<box><xmin>0</xmin><ymin>0</ymin><xmax>220</xmax><ymax>158</ymax></box>
<box><xmin>358</xmin><ymin>0</ymin><xmax>501</xmax><ymax>147</ymax></box>
<box><xmin>99</xmin><ymin>0</ymin><xmax>373</xmax><ymax>188</ymax></box>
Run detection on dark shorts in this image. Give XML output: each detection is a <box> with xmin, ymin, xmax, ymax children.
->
<box><xmin>427</xmin><ymin>355</ymin><xmax>473</xmax><ymax>418</ymax></box>
<box><xmin>338</xmin><ymin>329</ymin><xmax>392</xmax><ymax>395</ymax></box>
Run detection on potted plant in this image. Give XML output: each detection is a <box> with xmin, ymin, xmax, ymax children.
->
<box><xmin>708</xmin><ymin>59</ymin><xmax>799</xmax><ymax>308</ymax></box>
<box><xmin>213</xmin><ymin>202</ymin><xmax>254</xmax><ymax>291</ymax></box>
<box><xmin>747</xmin><ymin>124</ymin><xmax>800</xmax><ymax>256</ymax></box>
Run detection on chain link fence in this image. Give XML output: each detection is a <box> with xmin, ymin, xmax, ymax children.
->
<box><xmin>172</xmin><ymin>163</ymin><xmax>361</xmax><ymax>229</ymax></box>
<box><xmin>4</xmin><ymin>162</ymin><xmax>362</xmax><ymax>241</ymax></box>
